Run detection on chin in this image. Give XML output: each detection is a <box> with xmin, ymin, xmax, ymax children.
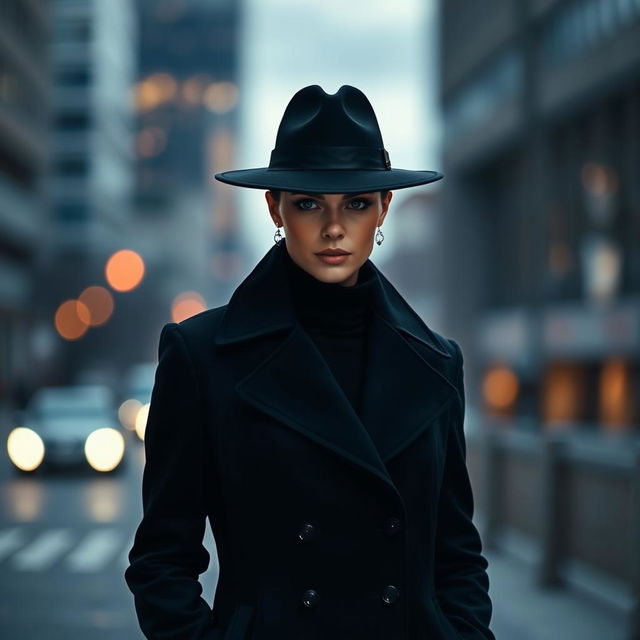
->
<box><xmin>314</xmin><ymin>267</ymin><xmax>355</xmax><ymax>284</ymax></box>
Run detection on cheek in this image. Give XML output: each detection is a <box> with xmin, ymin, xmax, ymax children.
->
<box><xmin>282</xmin><ymin>218</ymin><xmax>311</xmax><ymax>242</ymax></box>
<box><xmin>352</xmin><ymin>216</ymin><xmax>379</xmax><ymax>241</ymax></box>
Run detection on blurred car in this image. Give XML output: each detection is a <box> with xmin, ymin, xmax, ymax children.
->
<box><xmin>6</xmin><ymin>384</ymin><xmax>126</xmax><ymax>473</ymax></box>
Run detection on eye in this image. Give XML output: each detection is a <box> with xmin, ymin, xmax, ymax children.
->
<box><xmin>348</xmin><ymin>198</ymin><xmax>372</xmax><ymax>210</ymax></box>
<box><xmin>293</xmin><ymin>198</ymin><xmax>318</xmax><ymax>211</ymax></box>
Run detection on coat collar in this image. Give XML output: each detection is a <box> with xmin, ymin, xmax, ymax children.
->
<box><xmin>215</xmin><ymin>238</ymin><xmax>452</xmax><ymax>358</ymax></box>
<box><xmin>215</xmin><ymin>240</ymin><xmax>457</xmax><ymax>496</ymax></box>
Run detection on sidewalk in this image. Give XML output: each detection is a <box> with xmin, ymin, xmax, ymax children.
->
<box><xmin>486</xmin><ymin>548</ymin><xmax>628</xmax><ymax>640</ymax></box>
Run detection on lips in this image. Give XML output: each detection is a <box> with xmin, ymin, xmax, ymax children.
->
<box><xmin>316</xmin><ymin>250</ymin><xmax>350</xmax><ymax>256</ymax></box>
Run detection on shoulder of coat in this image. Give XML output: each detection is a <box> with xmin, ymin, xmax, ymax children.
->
<box><xmin>421</xmin><ymin>326</ymin><xmax>457</xmax><ymax>361</ymax></box>
<box><xmin>172</xmin><ymin>304</ymin><xmax>227</xmax><ymax>345</ymax></box>
<box><xmin>427</xmin><ymin>329</ymin><xmax>460</xmax><ymax>380</ymax></box>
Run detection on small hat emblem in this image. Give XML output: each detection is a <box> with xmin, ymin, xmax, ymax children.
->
<box><xmin>382</xmin><ymin>149</ymin><xmax>391</xmax><ymax>170</ymax></box>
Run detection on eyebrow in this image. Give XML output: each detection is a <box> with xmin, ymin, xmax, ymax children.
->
<box><xmin>288</xmin><ymin>192</ymin><xmax>370</xmax><ymax>199</ymax></box>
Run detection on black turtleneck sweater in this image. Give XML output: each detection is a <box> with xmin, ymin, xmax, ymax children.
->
<box><xmin>283</xmin><ymin>248</ymin><xmax>378</xmax><ymax>417</ymax></box>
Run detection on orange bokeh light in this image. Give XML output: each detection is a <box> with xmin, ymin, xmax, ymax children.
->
<box><xmin>134</xmin><ymin>72</ymin><xmax>178</xmax><ymax>112</ymax></box>
<box><xmin>482</xmin><ymin>365</ymin><xmax>519</xmax><ymax>412</ymax></box>
<box><xmin>203</xmin><ymin>81</ymin><xmax>238</xmax><ymax>113</ymax></box>
<box><xmin>171</xmin><ymin>291</ymin><xmax>207</xmax><ymax>323</ymax></box>
<box><xmin>78</xmin><ymin>285</ymin><xmax>114</xmax><ymax>326</ymax></box>
<box><xmin>54</xmin><ymin>299</ymin><xmax>91</xmax><ymax>340</ymax></box>
<box><xmin>105</xmin><ymin>250</ymin><xmax>145</xmax><ymax>292</ymax></box>
<box><xmin>600</xmin><ymin>358</ymin><xmax>632</xmax><ymax>429</ymax></box>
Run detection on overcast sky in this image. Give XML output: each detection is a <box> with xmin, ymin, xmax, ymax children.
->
<box><xmin>234</xmin><ymin>0</ymin><xmax>441</xmax><ymax>262</ymax></box>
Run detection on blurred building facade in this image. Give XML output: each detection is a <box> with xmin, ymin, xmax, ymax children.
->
<box><xmin>439</xmin><ymin>0</ymin><xmax>640</xmax><ymax>428</ymax></box>
<box><xmin>0</xmin><ymin>0</ymin><xmax>50</xmax><ymax>411</ymax></box>
<box><xmin>439</xmin><ymin>0</ymin><xmax>640</xmax><ymax>633</ymax></box>
<box><xmin>50</xmin><ymin>0</ymin><xmax>136</xmax><ymax>254</ymax></box>
<box><xmin>382</xmin><ymin>190</ymin><xmax>447</xmax><ymax>333</ymax></box>
<box><xmin>133</xmin><ymin>0</ymin><xmax>243</xmax><ymax>342</ymax></box>
<box><xmin>34</xmin><ymin>0</ymin><xmax>138</xmax><ymax>386</ymax></box>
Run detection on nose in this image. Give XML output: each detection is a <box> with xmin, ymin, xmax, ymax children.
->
<box><xmin>322</xmin><ymin>221</ymin><xmax>345</xmax><ymax>240</ymax></box>
<box><xmin>322</xmin><ymin>208</ymin><xmax>347</xmax><ymax>239</ymax></box>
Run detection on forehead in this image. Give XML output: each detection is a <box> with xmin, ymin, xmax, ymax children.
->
<box><xmin>286</xmin><ymin>192</ymin><xmax>375</xmax><ymax>199</ymax></box>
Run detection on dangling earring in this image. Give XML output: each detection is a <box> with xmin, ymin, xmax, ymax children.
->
<box><xmin>375</xmin><ymin>226</ymin><xmax>384</xmax><ymax>246</ymax></box>
<box><xmin>274</xmin><ymin>226</ymin><xmax>283</xmax><ymax>245</ymax></box>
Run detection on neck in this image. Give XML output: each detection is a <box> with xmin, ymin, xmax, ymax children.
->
<box><xmin>283</xmin><ymin>247</ymin><xmax>377</xmax><ymax>335</ymax></box>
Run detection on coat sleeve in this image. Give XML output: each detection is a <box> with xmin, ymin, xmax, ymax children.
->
<box><xmin>125</xmin><ymin>322</ymin><xmax>217</xmax><ymax>639</ymax></box>
<box><xmin>433</xmin><ymin>338</ymin><xmax>495</xmax><ymax>639</ymax></box>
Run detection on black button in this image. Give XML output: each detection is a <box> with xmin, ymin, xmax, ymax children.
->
<box><xmin>381</xmin><ymin>584</ymin><xmax>399</xmax><ymax>605</ymax></box>
<box><xmin>298</xmin><ymin>522</ymin><xmax>317</xmax><ymax>542</ymax></box>
<box><xmin>383</xmin><ymin>516</ymin><xmax>401</xmax><ymax>536</ymax></box>
<box><xmin>301</xmin><ymin>588</ymin><xmax>319</xmax><ymax>608</ymax></box>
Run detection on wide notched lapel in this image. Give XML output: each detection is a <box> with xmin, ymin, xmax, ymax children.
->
<box><xmin>234</xmin><ymin>313</ymin><xmax>459</xmax><ymax>494</ymax></box>
<box><xmin>357</xmin><ymin>311</ymin><xmax>458</xmax><ymax>464</ymax></box>
<box><xmin>234</xmin><ymin>323</ymin><xmax>396</xmax><ymax>490</ymax></box>
<box><xmin>216</xmin><ymin>239</ymin><xmax>459</xmax><ymax>494</ymax></box>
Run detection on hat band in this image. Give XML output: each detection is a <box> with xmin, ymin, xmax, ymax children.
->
<box><xmin>269</xmin><ymin>146</ymin><xmax>391</xmax><ymax>170</ymax></box>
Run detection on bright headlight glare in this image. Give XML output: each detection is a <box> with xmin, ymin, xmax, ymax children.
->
<box><xmin>135</xmin><ymin>403</ymin><xmax>150</xmax><ymax>441</ymax></box>
<box><xmin>84</xmin><ymin>427</ymin><xmax>125</xmax><ymax>472</ymax></box>
<box><xmin>7</xmin><ymin>427</ymin><xmax>45</xmax><ymax>471</ymax></box>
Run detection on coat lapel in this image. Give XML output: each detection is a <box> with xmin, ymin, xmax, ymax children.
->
<box><xmin>234</xmin><ymin>323</ymin><xmax>393</xmax><ymax>487</ymax></box>
<box><xmin>216</xmin><ymin>240</ymin><xmax>458</xmax><ymax>493</ymax></box>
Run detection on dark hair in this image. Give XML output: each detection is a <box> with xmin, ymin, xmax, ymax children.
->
<box><xmin>268</xmin><ymin>189</ymin><xmax>390</xmax><ymax>202</ymax></box>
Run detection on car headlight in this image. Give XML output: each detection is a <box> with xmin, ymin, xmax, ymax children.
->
<box><xmin>84</xmin><ymin>428</ymin><xmax>125</xmax><ymax>472</ymax></box>
<box><xmin>118</xmin><ymin>398</ymin><xmax>142</xmax><ymax>431</ymax></box>
<box><xmin>134</xmin><ymin>403</ymin><xmax>150</xmax><ymax>441</ymax></box>
<box><xmin>7</xmin><ymin>427</ymin><xmax>45</xmax><ymax>471</ymax></box>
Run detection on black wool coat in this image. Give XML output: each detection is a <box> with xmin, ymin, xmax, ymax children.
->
<box><xmin>125</xmin><ymin>240</ymin><xmax>495</xmax><ymax>640</ymax></box>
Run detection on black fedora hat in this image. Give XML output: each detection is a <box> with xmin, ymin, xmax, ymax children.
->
<box><xmin>213</xmin><ymin>84</ymin><xmax>443</xmax><ymax>194</ymax></box>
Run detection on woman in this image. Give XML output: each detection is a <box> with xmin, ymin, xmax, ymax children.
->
<box><xmin>125</xmin><ymin>84</ymin><xmax>495</xmax><ymax>640</ymax></box>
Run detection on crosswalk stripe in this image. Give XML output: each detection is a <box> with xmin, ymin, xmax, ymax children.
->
<box><xmin>0</xmin><ymin>527</ymin><xmax>27</xmax><ymax>561</ymax></box>
<box><xmin>11</xmin><ymin>528</ymin><xmax>74</xmax><ymax>570</ymax></box>
<box><xmin>66</xmin><ymin>528</ymin><xmax>123</xmax><ymax>572</ymax></box>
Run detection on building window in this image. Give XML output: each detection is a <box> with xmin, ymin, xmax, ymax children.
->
<box><xmin>541</xmin><ymin>0</ymin><xmax>640</xmax><ymax>68</ymax></box>
<box><xmin>444</xmin><ymin>46</ymin><xmax>523</xmax><ymax>145</ymax></box>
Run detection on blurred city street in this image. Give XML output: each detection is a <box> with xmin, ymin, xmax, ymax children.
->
<box><xmin>0</xmin><ymin>403</ymin><xmax>628</xmax><ymax>639</ymax></box>
<box><xmin>1</xmin><ymin>0</ymin><xmax>639</xmax><ymax>638</ymax></box>
<box><xmin>486</xmin><ymin>549</ymin><xmax>627</xmax><ymax>640</ymax></box>
<box><xmin>0</xmin><ymin>413</ymin><xmax>145</xmax><ymax>638</ymax></box>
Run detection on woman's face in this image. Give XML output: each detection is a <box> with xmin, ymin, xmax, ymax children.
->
<box><xmin>265</xmin><ymin>190</ymin><xmax>392</xmax><ymax>287</ymax></box>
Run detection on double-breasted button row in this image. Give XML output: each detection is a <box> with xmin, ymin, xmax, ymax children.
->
<box><xmin>298</xmin><ymin>518</ymin><xmax>400</xmax><ymax>541</ymax></box>
<box><xmin>298</xmin><ymin>519</ymin><xmax>400</xmax><ymax>609</ymax></box>
<box><xmin>302</xmin><ymin>584</ymin><xmax>400</xmax><ymax>609</ymax></box>
<box><xmin>300</xmin><ymin>585</ymin><xmax>400</xmax><ymax>608</ymax></box>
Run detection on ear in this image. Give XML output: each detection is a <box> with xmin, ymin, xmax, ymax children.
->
<box><xmin>265</xmin><ymin>191</ymin><xmax>283</xmax><ymax>226</ymax></box>
<box><xmin>378</xmin><ymin>191</ymin><xmax>392</xmax><ymax>224</ymax></box>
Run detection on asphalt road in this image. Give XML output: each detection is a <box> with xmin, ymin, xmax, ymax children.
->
<box><xmin>0</xmin><ymin>433</ymin><xmax>218</xmax><ymax>639</ymax></box>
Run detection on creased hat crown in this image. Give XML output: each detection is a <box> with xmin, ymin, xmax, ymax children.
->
<box><xmin>274</xmin><ymin>84</ymin><xmax>384</xmax><ymax>148</ymax></box>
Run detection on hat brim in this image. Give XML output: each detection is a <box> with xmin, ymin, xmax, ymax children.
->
<box><xmin>213</xmin><ymin>168</ymin><xmax>443</xmax><ymax>193</ymax></box>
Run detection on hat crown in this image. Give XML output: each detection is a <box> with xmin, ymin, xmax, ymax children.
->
<box><xmin>213</xmin><ymin>83</ymin><xmax>443</xmax><ymax>193</ymax></box>
<box><xmin>274</xmin><ymin>84</ymin><xmax>384</xmax><ymax>149</ymax></box>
